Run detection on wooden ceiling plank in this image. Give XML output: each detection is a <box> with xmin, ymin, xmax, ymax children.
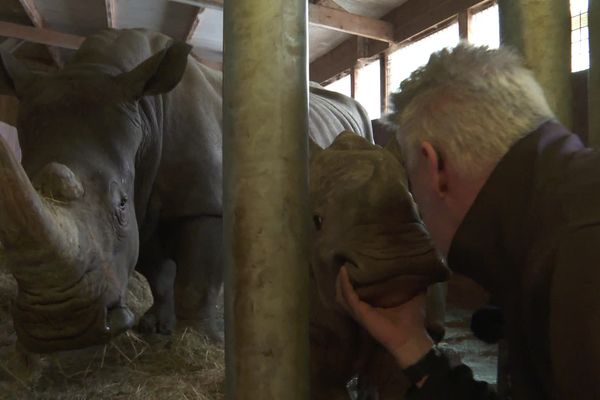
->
<box><xmin>105</xmin><ymin>0</ymin><xmax>118</xmax><ymax>29</ymax></box>
<box><xmin>168</xmin><ymin>0</ymin><xmax>223</xmax><ymax>11</ymax></box>
<box><xmin>16</xmin><ymin>0</ymin><xmax>43</xmax><ymax>26</ymax></box>
<box><xmin>185</xmin><ymin>7</ymin><xmax>205</xmax><ymax>43</ymax></box>
<box><xmin>312</xmin><ymin>0</ymin><xmax>347</xmax><ymax>12</ymax></box>
<box><xmin>0</xmin><ymin>38</ymin><xmax>24</xmax><ymax>53</ymax></box>
<box><xmin>311</xmin><ymin>0</ymin><xmax>486</xmax><ymax>83</ymax></box>
<box><xmin>0</xmin><ymin>21</ymin><xmax>84</xmax><ymax>50</ymax></box>
<box><xmin>169</xmin><ymin>0</ymin><xmax>393</xmax><ymax>43</ymax></box>
<box><xmin>309</xmin><ymin>4</ymin><xmax>394</xmax><ymax>43</ymax></box>
<box><xmin>16</xmin><ymin>0</ymin><xmax>63</xmax><ymax>66</ymax></box>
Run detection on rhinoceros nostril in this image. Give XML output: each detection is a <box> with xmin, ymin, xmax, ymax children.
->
<box><xmin>33</xmin><ymin>162</ymin><xmax>84</xmax><ymax>201</ymax></box>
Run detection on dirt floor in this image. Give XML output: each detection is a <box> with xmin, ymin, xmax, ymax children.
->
<box><xmin>0</xmin><ymin>268</ymin><xmax>496</xmax><ymax>400</ymax></box>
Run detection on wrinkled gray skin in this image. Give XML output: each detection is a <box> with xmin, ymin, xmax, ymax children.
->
<box><xmin>0</xmin><ymin>29</ymin><xmax>382</xmax><ymax>353</ymax></box>
<box><xmin>0</xmin><ymin>29</ymin><xmax>222</xmax><ymax>352</ymax></box>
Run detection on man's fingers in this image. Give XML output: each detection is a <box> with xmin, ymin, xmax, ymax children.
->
<box><xmin>338</xmin><ymin>266</ymin><xmax>374</xmax><ymax>322</ymax></box>
<box><xmin>335</xmin><ymin>269</ymin><xmax>351</xmax><ymax>314</ymax></box>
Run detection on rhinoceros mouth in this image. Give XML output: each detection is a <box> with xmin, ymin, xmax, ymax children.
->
<box><xmin>13</xmin><ymin>302</ymin><xmax>134</xmax><ymax>353</ymax></box>
<box><xmin>10</xmin><ymin>268</ymin><xmax>134</xmax><ymax>353</ymax></box>
<box><xmin>333</xmin><ymin>254</ymin><xmax>445</xmax><ymax>308</ymax></box>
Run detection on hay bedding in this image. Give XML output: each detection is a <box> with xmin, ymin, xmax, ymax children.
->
<box><xmin>0</xmin><ymin>268</ymin><xmax>225</xmax><ymax>400</ymax></box>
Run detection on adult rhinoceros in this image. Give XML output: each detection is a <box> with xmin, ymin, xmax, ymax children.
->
<box><xmin>0</xmin><ymin>29</ymin><xmax>375</xmax><ymax>352</ymax></box>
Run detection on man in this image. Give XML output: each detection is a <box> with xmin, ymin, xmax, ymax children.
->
<box><xmin>336</xmin><ymin>44</ymin><xmax>600</xmax><ymax>399</ymax></box>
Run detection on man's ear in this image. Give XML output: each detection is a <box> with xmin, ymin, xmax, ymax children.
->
<box><xmin>116</xmin><ymin>41</ymin><xmax>192</xmax><ymax>99</ymax></box>
<box><xmin>420</xmin><ymin>141</ymin><xmax>448</xmax><ymax>196</ymax></box>
<box><xmin>0</xmin><ymin>50</ymin><xmax>31</xmax><ymax>97</ymax></box>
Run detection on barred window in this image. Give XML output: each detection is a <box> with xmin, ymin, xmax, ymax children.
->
<box><xmin>571</xmin><ymin>0</ymin><xmax>589</xmax><ymax>72</ymax></box>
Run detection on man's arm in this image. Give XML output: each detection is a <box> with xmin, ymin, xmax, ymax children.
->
<box><xmin>336</xmin><ymin>265</ymin><xmax>497</xmax><ymax>399</ymax></box>
<box><xmin>550</xmin><ymin>226</ymin><xmax>600</xmax><ymax>399</ymax></box>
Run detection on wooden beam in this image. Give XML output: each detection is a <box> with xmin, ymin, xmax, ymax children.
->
<box><xmin>309</xmin><ymin>4</ymin><xmax>394</xmax><ymax>43</ymax></box>
<box><xmin>310</xmin><ymin>37</ymin><xmax>356</xmax><ymax>83</ymax></box>
<box><xmin>310</xmin><ymin>37</ymin><xmax>387</xmax><ymax>83</ymax></box>
<box><xmin>105</xmin><ymin>0</ymin><xmax>117</xmax><ymax>29</ymax></box>
<box><xmin>379</xmin><ymin>53</ymin><xmax>388</xmax><ymax>114</ymax></box>
<box><xmin>0</xmin><ymin>38</ymin><xmax>24</xmax><ymax>53</ymax></box>
<box><xmin>17</xmin><ymin>0</ymin><xmax>43</xmax><ymax>27</ymax></box>
<box><xmin>310</xmin><ymin>0</ymin><xmax>486</xmax><ymax>83</ymax></box>
<box><xmin>0</xmin><ymin>21</ymin><xmax>84</xmax><ymax>50</ymax></box>
<box><xmin>350</xmin><ymin>65</ymin><xmax>357</xmax><ymax>98</ymax></box>
<box><xmin>168</xmin><ymin>0</ymin><xmax>223</xmax><ymax>10</ymax></box>
<box><xmin>185</xmin><ymin>7</ymin><xmax>205</xmax><ymax>42</ymax></box>
<box><xmin>17</xmin><ymin>0</ymin><xmax>64</xmax><ymax>66</ymax></box>
<box><xmin>458</xmin><ymin>10</ymin><xmax>470</xmax><ymax>40</ymax></box>
<box><xmin>313</xmin><ymin>0</ymin><xmax>346</xmax><ymax>11</ymax></box>
<box><xmin>590</xmin><ymin>0</ymin><xmax>600</xmax><ymax>146</ymax></box>
<box><xmin>169</xmin><ymin>0</ymin><xmax>393</xmax><ymax>43</ymax></box>
<box><xmin>388</xmin><ymin>0</ymin><xmax>482</xmax><ymax>43</ymax></box>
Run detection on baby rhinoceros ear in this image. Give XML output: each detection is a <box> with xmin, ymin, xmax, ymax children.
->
<box><xmin>330</xmin><ymin>131</ymin><xmax>375</xmax><ymax>151</ymax></box>
<box><xmin>383</xmin><ymin>135</ymin><xmax>408</xmax><ymax>183</ymax></box>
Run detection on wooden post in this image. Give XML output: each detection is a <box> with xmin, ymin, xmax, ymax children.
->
<box><xmin>380</xmin><ymin>53</ymin><xmax>388</xmax><ymax>114</ymax></box>
<box><xmin>498</xmin><ymin>0</ymin><xmax>572</xmax><ymax>128</ymax></box>
<box><xmin>223</xmin><ymin>0</ymin><xmax>310</xmax><ymax>398</ymax></box>
<box><xmin>351</xmin><ymin>65</ymin><xmax>358</xmax><ymax>99</ymax></box>
<box><xmin>589</xmin><ymin>0</ymin><xmax>600</xmax><ymax>146</ymax></box>
<box><xmin>458</xmin><ymin>10</ymin><xmax>470</xmax><ymax>41</ymax></box>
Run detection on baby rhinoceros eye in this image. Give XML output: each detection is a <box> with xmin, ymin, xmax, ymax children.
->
<box><xmin>313</xmin><ymin>215</ymin><xmax>323</xmax><ymax>231</ymax></box>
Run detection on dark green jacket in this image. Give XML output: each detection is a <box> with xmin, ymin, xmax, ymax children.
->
<box><xmin>412</xmin><ymin>121</ymin><xmax>600</xmax><ymax>399</ymax></box>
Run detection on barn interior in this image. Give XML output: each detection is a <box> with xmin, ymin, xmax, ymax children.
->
<box><xmin>0</xmin><ymin>0</ymin><xmax>595</xmax><ymax>399</ymax></box>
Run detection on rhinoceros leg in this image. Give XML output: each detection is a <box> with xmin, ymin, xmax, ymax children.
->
<box><xmin>136</xmin><ymin>233</ymin><xmax>177</xmax><ymax>334</ymax></box>
<box><xmin>425</xmin><ymin>282</ymin><xmax>447</xmax><ymax>343</ymax></box>
<box><xmin>172</xmin><ymin>216</ymin><xmax>224</xmax><ymax>342</ymax></box>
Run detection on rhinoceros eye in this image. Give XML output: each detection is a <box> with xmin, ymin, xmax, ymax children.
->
<box><xmin>313</xmin><ymin>215</ymin><xmax>323</xmax><ymax>231</ymax></box>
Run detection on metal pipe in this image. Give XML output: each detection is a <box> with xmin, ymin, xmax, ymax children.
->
<box><xmin>499</xmin><ymin>0</ymin><xmax>572</xmax><ymax>129</ymax></box>
<box><xmin>589</xmin><ymin>0</ymin><xmax>600</xmax><ymax>146</ymax></box>
<box><xmin>223</xmin><ymin>0</ymin><xmax>310</xmax><ymax>398</ymax></box>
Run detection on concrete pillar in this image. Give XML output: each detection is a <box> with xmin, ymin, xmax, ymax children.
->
<box><xmin>589</xmin><ymin>0</ymin><xmax>600</xmax><ymax>146</ymax></box>
<box><xmin>499</xmin><ymin>0</ymin><xmax>572</xmax><ymax>128</ymax></box>
<box><xmin>223</xmin><ymin>0</ymin><xmax>310</xmax><ymax>399</ymax></box>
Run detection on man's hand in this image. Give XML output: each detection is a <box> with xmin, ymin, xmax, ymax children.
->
<box><xmin>336</xmin><ymin>265</ymin><xmax>434</xmax><ymax>368</ymax></box>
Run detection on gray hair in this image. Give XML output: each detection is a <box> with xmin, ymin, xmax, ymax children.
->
<box><xmin>386</xmin><ymin>43</ymin><xmax>554</xmax><ymax>178</ymax></box>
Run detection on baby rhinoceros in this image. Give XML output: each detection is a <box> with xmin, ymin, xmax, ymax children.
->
<box><xmin>309</xmin><ymin>132</ymin><xmax>450</xmax><ymax>400</ymax></box>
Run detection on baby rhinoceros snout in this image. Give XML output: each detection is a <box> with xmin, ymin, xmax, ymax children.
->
<box><xmin>33</xmin><ymin>162</ymin><xmax>84</xmax><ymax>202</ymax></box>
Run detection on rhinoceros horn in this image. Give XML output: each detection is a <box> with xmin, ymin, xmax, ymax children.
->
<box><xmin>0</xmin><ymin>134</ymin><xmax>78</xmax><ymax>272</ymax></box>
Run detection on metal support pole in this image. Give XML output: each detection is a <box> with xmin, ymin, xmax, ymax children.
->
<box><xmin>589</xmin><ymin>0</ymin><xmax>600</xmax><ymax>146</ymax></box>
<box><xmin>499</xmin><ymin>0</ymin><xmax>572</xmax><ymax>129</ymax></box>
<box><xmin>223</xmin><ymin>0</ymin><xmax>310</xmax><ymax>398</ymax></box>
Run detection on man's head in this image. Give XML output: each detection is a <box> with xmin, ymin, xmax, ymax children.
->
<box><xmin>387</xmin><ymin>44</ymin><xmax>554</xmax><ymax>254</ymax></box>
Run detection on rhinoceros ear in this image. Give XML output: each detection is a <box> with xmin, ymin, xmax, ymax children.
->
<box><xmin>383</xmin><ymin>135</ymin><xmax>404</xmax><ymax>165</ymax></box>
<box><xmin>117</xmin><ymin>41</ymin><xmax>192</xmax><ymax>99</ymax></box>
<box><xmin>0</xmin><ymin>50</ymin><xmax>31</xmax><ymax>97</ymax></box>
<box><xmin>383</xmin><ymin>135</ymin><xmax>409</xmax><ymax>182</ymax></box>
